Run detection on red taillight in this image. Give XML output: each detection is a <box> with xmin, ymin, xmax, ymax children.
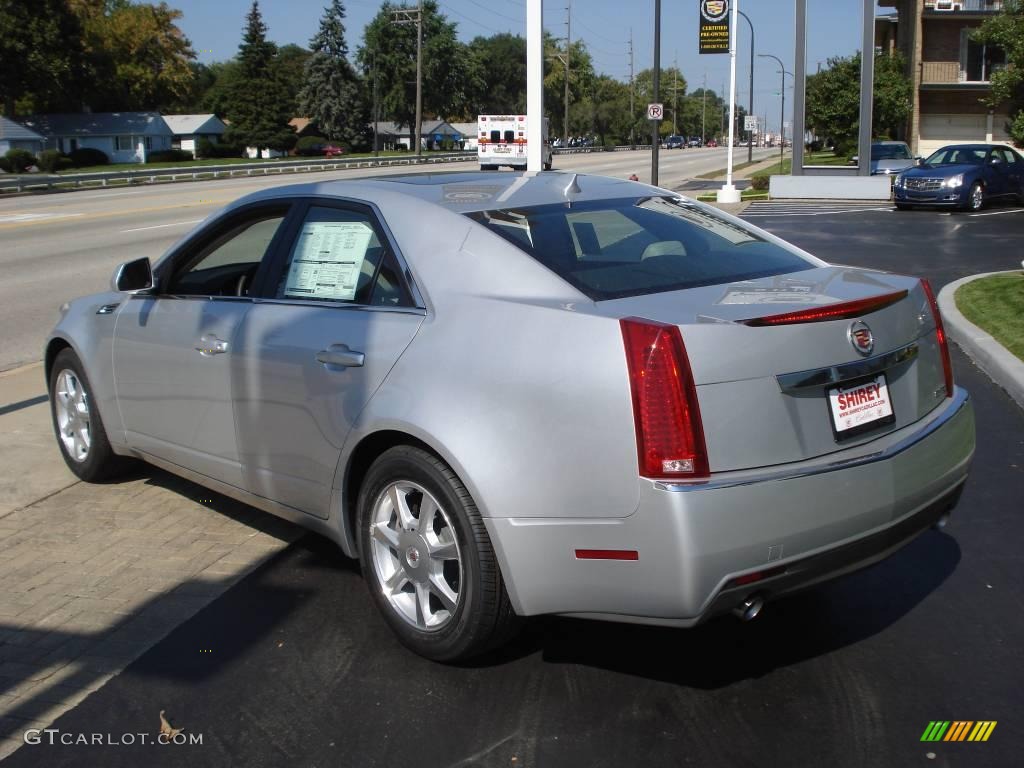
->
<box><xmin>574</xmin><ymin>549</ymin><xmax>639</xmax><ymax>561</ymax></box>
<box><xmin>620</xmin><ymin>318</ymin><xmax>709</xmax><ymax>480</ymax></box>
<box><xmin>921</xmin><ymin>279</ymin><xmax>954</xmax><ymax>398</ymax></box>
<box><xmin>741</xmin><ymin>290</ymin><xmax>908</xmax><ymax>326</ymax></box>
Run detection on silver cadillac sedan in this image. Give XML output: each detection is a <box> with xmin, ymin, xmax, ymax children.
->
<box><xmin>46</xmin><ymin>172</ymin><xmax>975</xmax><ymax>661</ymax></box>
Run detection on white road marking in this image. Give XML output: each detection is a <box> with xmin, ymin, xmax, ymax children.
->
<box><xmin>744</xmin><ymin>207</ymin><xmax>893</xmax><ymax>218</ymax></box>
<box><xmin>968</xmin><ymin>208</ymin><xmax>1024</xmax><ymax>217</ymax></box>
<box><xmin>119</xmin><ymin>219</ymin><xmax>204</xmax><ymax>233</ymax></box>
<box><xmin>0</xmin><ymin>212</ymin><xmax>83</xmax><ymax>224</ymax></box>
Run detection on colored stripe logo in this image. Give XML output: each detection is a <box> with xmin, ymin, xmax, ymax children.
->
<box><xmin>921</xmin><ymin>721</ymin><xmax>997</xmax><ymax>742</ymax></box>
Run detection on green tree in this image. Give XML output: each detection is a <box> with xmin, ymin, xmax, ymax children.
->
<box><xmin>544</xmin><ymin>34</ymin><xmax>596</xmax><ymax>139</ymax></box>
<box><xmin>466</xmin><ymin>33</ymin><xmax>527</xmax><ymax>114</ymax></box>
<box><xmin>298</xmin><ymin>0</ymin><xmax>366</xmax><ymax>148</ymax></box>
<box><xmin>224</xmin><ymin>1</ymin><xmax>295</xmax><ymax>153</ymax></box>
<box><xmin>806</xmin><ymin>52</ymin><xmax>911</xmax><ymax>156</ymax></box>
<box><xmin>72</xmin><ymin>0</ymin><xmax>196</xmax><ymax>112</ymax></box>
<box><xmin>278</xmin><ymin>43</ymin><xmax>312</xmax><ymax>114</ymax></box>
<box><xmin>357</xmin><ymin>1</ymin><xmax>475</xmax><ymax>147</ymax></box>
<box><xmin>0</xmin><ymin>0</ymin><xmax>85</xmax><ymax>115</ymax></box>
<box><xmin>973</xmin><ymin>0</ymin><xmax>1024</xmax><ymax>146</ymax></box>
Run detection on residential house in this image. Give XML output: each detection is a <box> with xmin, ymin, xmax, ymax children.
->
<box><xmin>0</xmin><ymin>117</ymin><xmax>45</xmax><ymax>156</ymax></box>
<box><xmin>371</xmin><ymin>120</ymin><xmax>464</xmax><ymax>151</ymax></box>
<box><xmin>163</xmin><ymin>114</ymin><xmax>227</xmax><ymax>157</ymax></box>
<box><xmin>17</xmin><ymin>112</ymin><xmax>174</xmax><ymax>163</ymax></box>
<box><xmin>448</xmin><ymin>122</ymin><xmax>479</xmax><ymax>151</ymax></box>
<box><xmin>877</xmin><ymin>0</ymin><xmax>1011</xmax><ymax>155</ymax></box>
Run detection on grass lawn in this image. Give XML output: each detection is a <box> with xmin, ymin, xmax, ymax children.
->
<box><xmin>750</xmin><ymin>151</ymin><xmax>851</xmax><ymax>178</ymax></box>
<box><xmin>955</xmin><ymin>272</ymin><xmax>1024</xmax><ymax>362</ymax></box>
<box><xmin>695</xmin><ymin>190</ymin><xmax>770</xmax><ymax>202</ymax></box>
<box><xmin>56</xmin><ymin>150</ymin><xmax>440</xmax><ymax>175</ymax></box>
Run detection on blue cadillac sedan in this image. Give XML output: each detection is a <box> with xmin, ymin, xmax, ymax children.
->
<box><xmin>894</xmin><ymin>143</ymin><xmax>1024</xmax><ymax>211</ymax></box>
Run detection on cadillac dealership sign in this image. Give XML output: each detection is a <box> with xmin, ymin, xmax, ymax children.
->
<box><xmin>699</xmin><ymin>0</ymin><xmax>730</xmax><ymax>54</ymax></box>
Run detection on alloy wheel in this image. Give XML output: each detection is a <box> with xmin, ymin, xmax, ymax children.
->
<box><xmin>54</xmin><ymin>369</ymin><xmax>91</xmax><ymax>462</ymax></box>
<box><xmin>970</xmin><ymin>183</ymin><xmax>984</xmax><ymax>211</ymax></box>
<box><xmin>368</xmin><ymin>481</ymin><xmax>463</xmax><ymax>631</ymax></box>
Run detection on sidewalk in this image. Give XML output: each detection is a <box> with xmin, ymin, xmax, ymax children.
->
<box><xmin>0</xmin><ymin>365</ymin><xmax>300</xmax><ymax>761</ymax></box>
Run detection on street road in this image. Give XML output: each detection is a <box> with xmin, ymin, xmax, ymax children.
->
<box><xmin>4</xmin><ymin>207</ymin><xmax>1021</xmax><ymax>768</ymax></box>
<box><xmin>0</xmin><ymin>147</ymin><xmax>772</xmax><ymax>371</ymax></box>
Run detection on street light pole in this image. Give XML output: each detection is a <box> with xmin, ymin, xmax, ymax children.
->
<box><xmin>651</xmin><ymin>0</ymin><xmax>660</xmax><ymax>186</ymax></box>
<box><xmin>759</xmin><ymin>53</ymin><xmax>790</xmax><ymax>170</ymax></box>
<box><xmin>737</xmin><ymin>10</ymin><xmax>754</xmax><ymax>163</ymax></box>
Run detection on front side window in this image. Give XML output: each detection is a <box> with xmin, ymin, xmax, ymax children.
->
<box><xmin>276</xmin><ymin>206</ymin><xmax>406</xmax><ymax>306</ymax></box>
<box><xmin>166</xmin><ymin>210</ymin><xmax>287</xmax><ymax>296</ymax></box>
<box><xmin>466</xmin><ymin>197</ymin><xmax>814</xmax><ymax>301</ymax></box>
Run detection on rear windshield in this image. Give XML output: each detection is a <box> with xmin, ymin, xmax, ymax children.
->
<box><xmin>465</xmin><ymin>197</ymin><xmax>813</xmax><ymax>301</ymax></box>
<box><xmin>872</xmin><ymin>144</ymin><xmax>911</xmax><ymax>160</ymax></box>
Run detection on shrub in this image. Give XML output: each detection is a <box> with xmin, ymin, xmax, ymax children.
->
<box><xmin>68</xmin><ymin>147</ymin><xmax>109</xmax><ymax>167</ymax></box>
<box><xmin>0</xmin><ymin>157</ymin><xmax>9</xmax><ymax>172</ymax></box>
<box><xmin>295</xmin><ymin>135</ymin><xmax>328</xmax><ymax>156</ymax></box>
<box><xmin>146</xmin><ymin>149</ymin><xmax>193</xmax><ymax>164</ymax></box>
<box><xmin>750</xmin><ymin>174</ymin><xmax>770</xmax><ymax>191</ymax></box>
<box><xmin>38</xmin><ymin>149</ymin><xmax>72</xmax><ymax>173</ymax></box>
<box><xmin>5</xmin><ymin>148</ymin><xmax>37</xmax><ymax>173</ymax></box>
<box><xmin>195</xmin><ymin>139</ymin><xmax>243</xmax><ymax>159</ymax></box>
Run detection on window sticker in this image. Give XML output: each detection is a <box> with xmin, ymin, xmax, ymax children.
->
<box><xmin>283</xmin><ymin>221</ymin><xmax>373</xmax><ymax>301</ymax></box>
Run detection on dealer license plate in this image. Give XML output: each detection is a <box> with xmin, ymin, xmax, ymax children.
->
<box><xmin>827</xmin><ymin>374</ymin><xmax>894</xmax><ymax>438</ymax></box>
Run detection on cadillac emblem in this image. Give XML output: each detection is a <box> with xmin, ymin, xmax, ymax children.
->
<box><xmin>848</xmin><ymin>320</ymin><xmax>874</xmax><ymax>356</ymax></box>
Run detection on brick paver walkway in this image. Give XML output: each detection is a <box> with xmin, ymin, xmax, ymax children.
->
<box><xmin>0</xmin><ymin>468</ymin><xmax>299</xmax><ymax>760</ymax></box>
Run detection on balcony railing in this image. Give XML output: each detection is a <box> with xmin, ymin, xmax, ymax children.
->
<box><xmin>924</xmin><ymin>1</ymin><xmax>1003</xmax><ymax>12</ymax></box>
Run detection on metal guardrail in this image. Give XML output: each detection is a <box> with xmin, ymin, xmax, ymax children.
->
<box><xmin>553</xmin><ymin>145</ymin><xmax>654</xmax><ymax>154</ymax></box>
<box><xmin>0</xmin><ymin>152</ymin><xmax>477</xmax><ymax>194</ymax></box>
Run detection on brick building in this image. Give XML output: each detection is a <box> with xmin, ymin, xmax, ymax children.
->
<box><xmin>876</xmin><ymin>0</ymin><xmax>1010</xmax><ymax>155</ymax></box>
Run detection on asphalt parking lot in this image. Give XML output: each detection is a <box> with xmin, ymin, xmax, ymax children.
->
<box><xmin>5</xmin><ymin>203</ymin><xmax>1023</xmax><ymax>767</ymax></box>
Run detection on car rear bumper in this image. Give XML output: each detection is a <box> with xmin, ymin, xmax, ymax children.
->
<box><xmin>486</xmin><ymin>386</ymin><xmax>974</xmax><ymax>625</ymax></box>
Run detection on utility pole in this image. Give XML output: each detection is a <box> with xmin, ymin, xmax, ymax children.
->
<box><xmin>651</xmin><ymin>0</ymin><xmax>660</xmax><ymax>185</ymax></box>
<box><xmin>391</xmin><ymin>3</ymin><xmax>424</xmax><ymax>157</ymax></box>
<box><xmin>372</xmin><ymin>50</ymin><xmax>380</xmax><ymax>157</ymax></box>
<box><xmin>564</xmin><ymin>3</ymin><xmax>571</xmax><ymax>147</ymax></box>
<box><xmin>672</xmin><ymin>53</ymin><xmax>679</xmax><ymax>135</ymax></box>
<box><xmin>628</xmin><ymin>29</ymin><xmax>635</xmax><ymax>148</ymax></box>
<box><xmin>701</xmin><ymin>71</ymin><xmax>706</xmax><ymax>146</ymax></box>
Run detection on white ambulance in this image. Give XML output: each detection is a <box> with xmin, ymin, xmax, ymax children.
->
<box><xmin>477</xmin><ymin>115</ymin><xmax>552</xmax><ymax>171</ymax></box>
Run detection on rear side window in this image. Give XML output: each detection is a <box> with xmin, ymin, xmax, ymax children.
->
<box><xmin>465</xmin><ymin>197</ymin><xmax>814</xmax><ymax>301</ymax></box>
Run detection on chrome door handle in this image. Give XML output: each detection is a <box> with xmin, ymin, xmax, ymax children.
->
<box><xmin>316</xmin><ymin>344</ymin><xmax>364</xmax><ymax>368</ymax></box>
<box><xmin>196</xmin><ymin>334</ymin><xmax>229</xmax><ymax>356</ymax></box>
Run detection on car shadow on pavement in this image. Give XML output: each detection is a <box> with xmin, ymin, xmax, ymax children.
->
<box><xmin>523</xmin><ymin>530</ymin><xmax>961</xmax><ymax>689</ymax></box>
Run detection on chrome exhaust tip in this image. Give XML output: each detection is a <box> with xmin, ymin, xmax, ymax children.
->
<box><xmin>733</xmin><ymin>594</ymin><xmax>764</xmax><ymax>622</ymax></box>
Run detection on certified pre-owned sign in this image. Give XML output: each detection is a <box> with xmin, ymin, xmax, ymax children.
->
<box><xmin>699</xmin><ymin>0</ymin><xmax>731</xmax><ymax>55</ymax></box>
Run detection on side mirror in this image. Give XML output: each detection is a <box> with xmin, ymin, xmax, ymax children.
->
<box><xmin>914</xmin><ymin>157</ymin><xmax>923</xmax><ymax>165</ymax></box>
<box><xmin>112</xmin><ymin>257</ymin><xmax>154</xmax><ymax>293</ymax></box>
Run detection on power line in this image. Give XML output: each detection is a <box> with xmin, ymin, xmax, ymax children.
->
<box><xmin>461</xmin><ymin>0</ymin><xmax>523</xmax><ymax>26</ymax></box>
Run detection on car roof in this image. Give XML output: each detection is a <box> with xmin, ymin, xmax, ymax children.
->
<box><xmin>872</xmin><ymin>141</ymin><xmax>908</xmax><ymax>146</ymax></box>
<box><xmin>230</xmin><ymin>171</ymin><xmax>666</xmax><ymax>215</ymax></box>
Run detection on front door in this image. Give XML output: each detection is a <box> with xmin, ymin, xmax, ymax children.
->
<box><xmin>112</xmin><ymin>203</ymin><xmax>292</xmax><ymax>488</ymax></box>
<box><xmin>232</xmin><ymin>201</ymin><xmax>424</xmax><ymax>518</ymax></box>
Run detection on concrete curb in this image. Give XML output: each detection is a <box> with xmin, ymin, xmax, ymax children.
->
<box><xmin>938</xmin><ymin>271</ymin><xmax>1024</xmax><ymax>411</ymax></box>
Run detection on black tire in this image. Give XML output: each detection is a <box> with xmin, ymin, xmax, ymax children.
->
<box><xmin>543</xmin><ymin>161</ymin><xmax>552</xmax><ymax>171</ymax></box>
<box><xmin>966</xmin><ymin>181</ymin><xmax>984</xmax><ymax>212</ymax></box>
<box><xmin>895</xmin><ymin>203</ymin><xmax>911</xmax><ymax>210</ymax></box>
<box><xmin>357</xmin><ymin>445</ymin><xmax>518</xmax><ymax>661</ymax></box>
<box><xmin>49</xmin><ymin>348</ymin><xmax>129</xmax><ymax>482</ymax></box>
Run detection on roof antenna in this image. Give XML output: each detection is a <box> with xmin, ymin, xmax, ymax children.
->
<box><xmin>563</xmin><ymin>173</ymin><xmax>581</xmax><ymax>206</ymax></box>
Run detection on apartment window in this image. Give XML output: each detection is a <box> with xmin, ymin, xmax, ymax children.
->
<box><xmin>115</xmin><ymin>135</ymin><xmax>134</xmax><ymax>151</ymax></box>
<box><xmin>960</xmin><ymin>28</ymin><xmax>1005</xmax><ymax>81</ymax></box>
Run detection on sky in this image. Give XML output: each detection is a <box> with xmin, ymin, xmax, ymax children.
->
<box><xmin>174</xmin><ymin>0</ymin><xmax>871</xmax><ymax>134</ymax></box>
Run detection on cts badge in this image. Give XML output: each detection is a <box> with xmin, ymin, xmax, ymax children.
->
<box><xmin>848</xmin><ymin>320</ymin><xmax>874</xmax><ymax>356</ymax></box>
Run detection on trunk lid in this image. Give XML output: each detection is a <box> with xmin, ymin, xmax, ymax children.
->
<box><xmin>596</xmin><ymin>266</ymin><xmax>949</xmax><ymax>472</ymax></box>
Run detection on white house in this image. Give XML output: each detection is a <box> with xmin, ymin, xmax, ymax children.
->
<box><xmin>163</xmin><ymin>114</ymin><xmax>227</xmax><ymax>157</ymax></box>
<box><xmin>18</xmin><ymin>112</ymin><xmax>174</xmax><ymax>164</ymax></box>
<box><xmin>371</xmin><ymin>119</ymin><xmax>464</xmax><ymax>151</ymax></box>
<box><xmin>0</xmin><ymin>117</ymin><xmax>45</xmax><ymax>156</ymax></box>
<box><xmin>449</xmin><ymin>122</ymin><xmax>478</xmax><ymax>151</ymax></box>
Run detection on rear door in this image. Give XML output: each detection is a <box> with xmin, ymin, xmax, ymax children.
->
<box><xmin>112</xmin><ymin>202</ymin><xmax>293</xmax><ymax>488</ymax></box>
<box><xmin>232</xmin><ymin>199</ymin><xmax>425</xmax><ymax>519</ymax></box>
